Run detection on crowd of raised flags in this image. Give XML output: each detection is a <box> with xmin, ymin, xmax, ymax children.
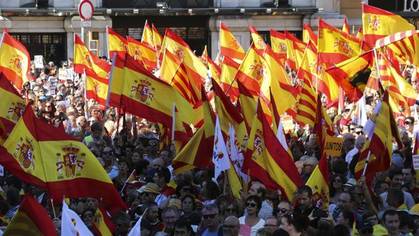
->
<box><xmin>0</xmin><ymin>2</ymin><xmax>417</xmax><ymax>235</ymax></box>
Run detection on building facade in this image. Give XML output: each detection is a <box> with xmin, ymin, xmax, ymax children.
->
<box><xmin>0</xmin><ymin>0</ymin><xmax>417</xmax><ymax>64</ymax></box>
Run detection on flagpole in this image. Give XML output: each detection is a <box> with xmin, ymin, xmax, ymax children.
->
<box><xmin>373</xmin><ymin>48</ymin><xmax>382</xmax><ymax>95</ymax></box>
<box><xmin>50</xmin><ymin>198</ymin><xmax>57</xmax><ymax>219</ymax></box>
<box><xmin>120</xmin><ymin>169</ymin><xmax>136</xmax><ymax>194</ymax></box>
<box><xmin>105</xmin><ymin>54</ymin><xmax>117</xmax><ymax>109</ymax></box>
<box><xmin>361</xmin><ymin>150</ymin><xmax>371</xmax><ymax>176</ymax></box>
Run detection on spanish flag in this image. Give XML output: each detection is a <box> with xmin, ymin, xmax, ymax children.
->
<box><xmin>127</xmin><ymin>36</ymin><xmax>157</xmax><ymax>72</ymax></box>
<box><xmin>92</xmin><ymin>208</ymin><xmax>115</xmax><ymax>236</ymax></box>
<box><xmin>303</xmin><ymin>23</ymin><xmax>318</xmax><ymax>45</ymax></box>
<box><xmin>0</xmin><ymin>30</ymin><xmax>31</xmax><ymax>90</ymax></box>
<box><xmin>0</xmin><ymin>106</ymin><xmax>126</xmax><ymax>212</ymax></box>
<box><xmin>342</xmin><ymin>17</ymin><xmax>350</xmax><ymax>34</ymax></box>
<box><xmin>326</xmin><ymin>51</ymin><xmax>373</xmax><ymax>102</ymax></box>
<box><xmin>234</xmin><ymin>45</ymin><xmax>263</xmax><ymax>97</ymax></box>
<box><xmin>318</xmin><ymin>18</ymin><xmax>362</xmax><ymax>65</ymax></box>
<box><xmin>0</xmin><ymin>73</ymin><xmax>24</xmax><ymax>144</ymax></box>
<box><xmin>354</xmin><ymin>92</ymin><xmax>402</xmax><ymax>186</ymax></box>
<box><xmin>107</xmin><ymin>27</ymin><xmax>127</xmax><ymax>59</ymax></box>
<box><xmin>152</xmin><ymin>24</ymin><xmax>163</xmax><ymax>52</ymax></box>
<box><xmin>362</xmin><ymin>4</ymin><xmax>415</xmax><ymax>47</ymax></box>
<box><xmin>220</xmin><ymin>23</ymin><xmax>245</xmax><ymax>62</ymax></box>
<box><xmin>243</xmin><ymin>100</ymin><xmax>303</xmax><ymax>200</ymax></box>
<box><xmin>173</xmin><ymin>88</ymin><xmax>214</xmax><ymax>173</ymax></box>
<box><xmin>74</xmin><ymin>34</ymin><xmax>111</xmax><ymax>106</ymax></box>
<box><xmin>4</xmin><ymin>195</ymin><xmax>57</xmax><ymax>236</ymax></box>
<box><xmin>270</xmin><ymin>30</ymin><xmax>287</xmax><ymax>63</ymax></box>
<box><xmin>249</xmin><ymin>26</ymin><xmax>267</xmax><ymax>54</ymax></box>
<box><xmin>261</xmin><ymin>46</ymin><xmax>298</xmax><ymax>117</ymax></box>
<box><xmin>201</xmin><ymin>45</ymin><xmax>221</xmax><ymax>83</ymax></box>
<box><xmin>219</xmin><ymin>56</ymin><xmax>240</xmax><ymax>102</ymax></box>
<box><xmin>285</xmin><ymin>32</ymin><xmax>305</xmax><ymax>71</ymax></box>
<box><xmin>141</xmin><ymin>20</ymin><xmax>154</xmax><ymax>48</ymax></box>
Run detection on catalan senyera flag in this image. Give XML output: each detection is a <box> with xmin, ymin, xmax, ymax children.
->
<box><xmin>306</xmin><ymin>95</ymin><xmax>332</xmax><ymax>207</ymax></box>
<box><xmin>161</xmin><ymin>29</ymin><xmax>207</xmax><ymax>104</ymax></box>
<box><xmin>342</xmin><ymin>17</ymin><xmax>350</xmax><ymax>34</ymax></box>
<box><xmin>326</xmin><ymin>50</ymin><xmax>373</xmax><ymax>102</ymax></box>
<box><xmin>376</xmin><ymin>30</ymin><xmax>419</xmax><ymax>68</ymax></box>
<box><xmin>219</xmin><ymin>56</ymin><xmax>240</xmax><ymax>102</ymax></box>
<box><xmin>362</xmin><ymin>4</ymin><xmax>415</xmax><ymax>47</ymax></box>
<box><xmin>0</xmin><ymin>30</ymin><xmax>31</xmax><ymax>90</ymax></box>
<box><xmin>74</xmin><ymin>34</ymin><xmax>111</xmax><ymax>106</ymax></box>
<box><xmin>303</xmin><ymin>23</ymin><xmax>318</xmax><ymax>45</ymax></box>
<box><xmin>249</xmin><ymin>26</ymin><xmax>267</xmax><ymax>54</ymax></box>
<box><xmin>354</xmin><ymin>92</ymin><xmax>402</xmax><ymax>186</ymax></box>
<box><xmin>0</xmin><ymin>106</ymin><xmax>126</xmax><ymax>212</ymax></box>
<box><xmin>127</xmin><ymin>36</ymin><xmax>157</xmax><ymax>72</ymax></box>
<box><xmin>173</xmin><ymin>88</ymin><xmax>214</xmax><ymax>173</ymax></box>
<box><xmin>107</xmin><ymin>27</ymin><xmax>127</xmax><ymax>59</ymax></box>
<box><xmin>220</xmin><ymin>23</ymin><xmax>245</xmax><ymax>62</ymax></box>
<box><xmin>3</xmin><ymin>195</ymin><xmax>57</xmax><ymax>236</ymax></box>
<box><xmin>379</xmin><ymin>53</ymin><xmax>416</xmax><ymax>113</ymax></box>
<box><xmin>0</xmin><ymin>73</ymin><xmax>24</xmax><ymax>144</ymax></box>
<box><xmin>318</xmin><ymin>18</ymin><xmax>362</xmax><ymax>65</ymax></box>
<box><xmin>92</xmin><ymin>208</ymin><xmax>115</xmax><ymax>236</ymax></box>
<box><xmin>234</xmin><ymin>45</ymin><xmax>264</xmax><ymax>97</ymax></box>
<box><xmin>295</xmin><ymin>42</ymin><xmax>318</xmax><ymax>127</ymax></box>
<box><xmin>243</xmin><ymin>100</ymin><xmax>303</xmax><ymax>200</ymax></box>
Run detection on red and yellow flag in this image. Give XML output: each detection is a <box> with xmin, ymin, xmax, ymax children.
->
<box><xmin>303</xmin><ymin>23</ymin><xmax>318</xmax><ymax>45</ymax></box>
<box><xmin>234</xmin><ymin>45</ymin><xmax>264</xmax><ymax>97</ymax></box>
<box><xmin>219</xmin><ymin>56</ymin><xmax>240</xmax><ymax>102</ymax></box>
<box><xmin>141</xmin><ymin>21</ymin><xmax>163</xmax><ymax>52</ymax></box>
<box><xmin>285</xmin><ymin>32</ymin><xmax>305</xmax><ymax>71</ymax></box>
<box><xmin>355</xmin><ymin>92</ymin><xmax>402</xmax><ymax>186</ymax></box>
<box><xmin>220</xmin><ymin>23</ymin><xmax>245</xmax><ymax>62</ymax></box>
<box><xmin>107</xmin><ymin>27</ymin><xmax>127</xmax><ymax>59</ymax></box>
<box><xmin>0</xmin><ymin>30</ymin><xmax>31</xmax><ymax>90</ymax></box>
<box><xmin>92</xmin><ymin>208</ymin><xmax>115</xmax><ymax>236</ymax></box>
<box><xmin>0</xmin><ymin>106</ymin><xmax>126</xmax><ymax>212</ymax></box>
<box><xmin>306</xmin><ymin>95</ymin><xmax>332</xmax><ymax>207</ymax></box>
<box><xmin>4</xmin><ymin>195</ymin><xmax>57</xmax><ymax>236</ymax></box>
<box><xmin>249</xmin><ymin>26</ymin><xmax>267</xmax><ymax>54</ymax></box>
<box><xmin>0</xmin><ymin>73</ymin><xmax>24</xmax><ymax>143</ymax></box>
<box><xmin>243</xmin><ymin>100</ymin><xmax>303</xmax><ymax>200</ymax></box>
<box><xmin>173</xmin><ymin>88</ymin><xmax>214</xmax><ymax>173</ymax></box>
<box><xmin>326</xmin><ymin>51</ymin><xmax>373</xmax><ymax>102</ymax></box>
<box><xmin>74</xmin><ymin>34</ymin><xmax>111</xmax><ymax>105</ymax></box>
<box><xmin>362</xmin><ymin>4</ymin><xmax>415</xmax><ymax>47</ymax></box>
<box><xmin>127</xmin><ymin>36</ymin><xmax>157</xmax><ymax>72</ymax></box>
<box><xmin>342</xmin><ymin>17</ymin><xmax>350</xmax><ymax>34</ymax></box>
<box><xmin>270</xmin><ymin>30</ymin><xmax>287</xmax><ymax>63</ymax></box>
<box><xmin>318</xmin><ymin>18</ymin><xmax>362</xmax><ymax>65</ymax></box>
<box><xmin>295</xmin><ymin>42</ymin><xmax>318</xmax><ymax>127</ymax></box>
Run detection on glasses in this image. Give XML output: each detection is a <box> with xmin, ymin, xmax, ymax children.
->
<box><xmin>277</xmin><ymin>208</ymin><xmax>289</xmax><ymax>213</ymax></box>
<box><xmin>223</xmin><ymin>224</ymin><xmax>238</xmax><ymax>229</ymax></box>
<box><xmin>203</xmin><ymin>213</ymin><xmax>217</xmax><ymax>219</ymax></box>
<box><xmin>246</xmin><ymin>202</ymin><xmax>257</xmax><ymax>208</ymax></box>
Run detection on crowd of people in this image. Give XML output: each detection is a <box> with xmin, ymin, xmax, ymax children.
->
<box><xmin>1</xmin><ymin>55</ymin><xmax>419</xmax><ymax>236</ymax></box>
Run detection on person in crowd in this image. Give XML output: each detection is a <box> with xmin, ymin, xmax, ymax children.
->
<box><xmin>222</xmin><ymin>216</ymin><xmax>241</xmax><ymax>236</ymax></box>
<box><xmin>199</xmin><ymin>203</ymin><xmax>221</xmax><ymax>236</ymax></box>
<box><xmin>382</xmin><ymin>209</ymin><xmax>401</xmax><ymax>236</ymax></box>
<box><xmin>239</xmin><ymin>195</ymin><xmax>265</xmax><ymax>236</ymax></box>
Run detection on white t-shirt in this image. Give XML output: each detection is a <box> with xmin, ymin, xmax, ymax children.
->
<box><xmin>239</xmin><ymin>216</ymin><xmax>265</xmax><ymax>236</ymax></box>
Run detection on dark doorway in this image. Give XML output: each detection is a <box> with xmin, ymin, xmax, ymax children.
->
<box><xmin>11</xmin><ymin>33</ymin><xmax>67</xmax><ymax>65</ymax></box>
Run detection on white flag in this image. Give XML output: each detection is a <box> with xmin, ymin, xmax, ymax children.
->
<box><xmin>128</xmin><ymin>215</ymin><xmax>142</xmax><ymax>236</ymax></box>
<box><xmin>212</xmin><ymin>116</ymin><xmax>230</xmax><ymax>180</ymax></box>
<box><xmin>357</xmin><ymin>95</ymin><xmax>368</xmax><ymax>127</ymax></box>
<box><xmin>276</xmin><ymin>120</ymin><xmax>289</xmax><ymax>151</ymax></box>
<box><xmin>61</xmin><ymin>201</ymin><xmax>93</xmax><ymax>236</ymax></box>
<box><xmin>363</xmin><ymin>100</ymin><xmax>382</xmax><ymax>140</ymax></box>
<box><xmin>228</xmin><ymin>124</ymin><xmax>249</xmax><ymax>182</ymax></box>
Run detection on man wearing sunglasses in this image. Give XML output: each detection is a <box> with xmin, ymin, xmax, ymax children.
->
<box><xmin>199</xmin><ymin>203</ymin><xmax>221</xmax><ymax>236</ymax></box>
